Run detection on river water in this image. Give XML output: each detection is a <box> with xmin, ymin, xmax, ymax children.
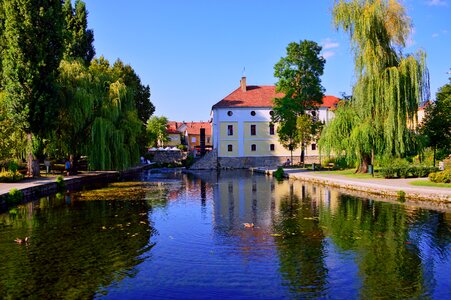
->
<box><xmin>0</xmin><ymin>170</ymin><xmax>449</xmax><ymax>299</ymax></box>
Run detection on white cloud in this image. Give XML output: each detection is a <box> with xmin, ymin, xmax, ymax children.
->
<box><xmin>432</xmin><ymin>33</ymin><xmax>440</xmax><ymax>37</ymax></box>
<box><xmin>322</xmin><ymin>51</ymin><xmax>336</xmax><ymax>59</ymax></box>
<box><xmin>322</xmin><ymin>38</ymin><xmax>340</xmax><ymax>50</ymax></box>
<box><xmin>426</xmin><ymin>0</ymin><xmax>447</xmax><ymax>6</ymax></box>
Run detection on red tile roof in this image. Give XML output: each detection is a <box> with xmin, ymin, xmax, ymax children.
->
<box><xmin>166</xmin><ymin>121</ymin><xmax>180</xmax><ymax>134</ymax></box>
<box><xmin>184</xmin><ymin>122</ymin><xmax>212</xmax><ymax>135</ymax></box>
<box><xmin>212</xmin><ymin>85</ymin><xmax>339</xmax><ymax>109</ymax></box>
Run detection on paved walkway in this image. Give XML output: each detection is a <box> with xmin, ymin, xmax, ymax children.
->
<box><xmin>253</xmin><ymin>168</ymin><xmax>451</xmax><ymax>204</ymax></box>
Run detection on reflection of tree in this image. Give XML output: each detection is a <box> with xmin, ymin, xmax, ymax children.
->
<box><xmin>0</xmin><ymin>198</ymin><xmax>156</xmax><ymax>299</ymax></box>
<box><xmin>272</xmin><ymin>184</ymin><xmax>327</xmax><ymax>298</ymax></box>
<box><xmin>319</xmin><ymin>195</ymin><xmax>427</xmax><ymax>299</ymax></box>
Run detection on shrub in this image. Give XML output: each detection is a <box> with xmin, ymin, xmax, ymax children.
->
<box><xmin>8</xmin><ymin>188</ymin><xmax>23</xmax><ymax>204</ymax></box>
<box><xmin>397</xmin><ymin>190</ymin><xmax>406</xmax><ymax>202</ymax></box>
<box><xmin>429</xmin><ymin>169</ymin><xmax>451</xmax><ymax>183</ymax></box>
<box><xmin>380</xmin><ymin>166</ymin><xmax>396</xmax><ymax>178</ymax></box>
<box><xmin>56</xmin><ymin>175</ymin><xmax>66</xmax><ymax>191</ymax></box>
<box><xmin>183</xmin><ymin>155</ymin><xmax>195</xmax><ymax>167</ymax></box>
<box><xmin>273</xmin><ymin>167</ymin><xmax>285</xmax><ymax>181</ymax></box>
<box><xmin>177</xmin><ymin>144</ymin><xmax>188</xmax><ymax>151</ymax></box>
<box><xmin>380</xmin><ymin>160</ymin><xmax>438</xmax><ymax>179</ymax></box>
<box><xmin>0</xmin><ymin>169</ymin><xmax>24</xmax><ymax>182</ymax></box>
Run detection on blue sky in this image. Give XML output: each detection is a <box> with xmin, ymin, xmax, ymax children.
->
<box><xmin>83</xmin><ymin>0</ymin><xmax>450</xmax><ymax>122</ymax></box>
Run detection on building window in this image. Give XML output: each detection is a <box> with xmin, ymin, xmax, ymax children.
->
<box><xmin>269</xmin><ymin>124</ymin><xmax>275</xmax><ymax>135</ymax></box>
<box><xmin>191</xmin><ymin>137</ymin><xmax>196</xmax><ymax>143</ymax></box>
<box><xmin>227</xmin><ymin>144</ymin><xmax>233</xmax><ymax>152</ymax></box>
<box><xmin>250</xmin><ymin>125</ymin><xmax>256</xmax><ymax>136</ymax></box>
<box><xmin>250</xmin><ymin>111</ymin><xmax>256</xmax><ymax>116</ymax></box>
<box><xmin>270</xmin><ymin>144</ymin><xmax>275</xmax><ymax>151</ymax></box>
<box><xmin>227</xmin><ymin>125</ymin><xmax>233</xmax><ymax>136</ymax></box>
<box><xmin>227</xmin><ymin>111</ymin><xmax>233</xmax><ymax>116</ymax></box>
<box><xmin>207</xmin><ymin>137</ymin><xmax>210</xmax><ymax>144</ymax></box>
<box><xmin>251</xmin><ymin>144</ymin><xmax>256</xmax><ymax>151</ymax></box>
<box><xmin>311</xmin><ymin>143</ymin><xmax>317</xmax><ymax>151</ymax></box>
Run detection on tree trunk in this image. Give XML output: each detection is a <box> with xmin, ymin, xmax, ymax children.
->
<box><xmin>356</xmin><ymin>153</ymin><xmax>371</xmax><ymax>173</ymax></box>
<box><xmin>433</xmin><ymin>145</ymin><xmax>436</xmax><ymax>167</ymax></box>
<box><xmin>26</xmin><ymin>133</ymin><xmax>40</xmax><ymax>178</ymax></box>
<box><xmin>300</xmin><ymin>147</ymin><xmax>305</xmax><ymax>167</ymax></box>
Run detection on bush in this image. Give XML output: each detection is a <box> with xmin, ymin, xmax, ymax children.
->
<box><xmin>177</xmin><ymin>144</ymin><xmax>188</xmax><ymax>151</ymax></box>
<box><xmin>397</xmin><ymin>190</ymin><xmax>406</xmax><ymax>202</ymax></box>
<box><xmin>380</xmin><ymin>159</ymin><xmax>438</xmax><ymax>179</ymax></box>
<box><xmin>8</xmin><ymin>188</ymin><xmax>23</xmax><ymax>204</ymax></box>
<box><xmin>429</xmin><ymin>169</ymin><xmax>451</xmax><ymax>183</ymax></box>
<box><xmin>0</xmin><ymin>168</ymin><xmax>25</xmax><ymax>182</ymax></box>
<box><xmin>183</xmin><ymin>155</ymin><xmax>195</xmax><ymax>167</ymax></box>
<box><xmin>273</xmin><ymin>167</ymin><xmax>285</xmax><ymax>181</ymax></box>
<box><xmin>56</xmin><ymin>175</ymin><xmax>66</xmax><ymax>191</ymax></box>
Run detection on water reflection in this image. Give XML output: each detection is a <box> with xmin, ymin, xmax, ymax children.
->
<box><xmin>0</xmin><ymin>170</ymin><xmax>449</xmax><ymax>299</ymax></box>
<box><xmin>0</xmin><ymin>193</ymin><xmax>156</xmax><ymax>299</ymax></box>
<box><xmin>207</xmin><ymin>171</ymin><xmax>450</xmax><ymax>299</ymax></box>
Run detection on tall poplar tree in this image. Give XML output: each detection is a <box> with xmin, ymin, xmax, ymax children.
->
<box><xmin>320</xmin><ymin>0</ymin><xmax>429</xmax><ymax>172</ymax></box>
<box><xmin>62</xmin><ymin>0</ymin><xmax>95</xmax><ymax>64</ymax></box>
<box><xmin>2</xmin><ymin>0</ymin><xmax>64</xmax><ymax>176</ymax></box>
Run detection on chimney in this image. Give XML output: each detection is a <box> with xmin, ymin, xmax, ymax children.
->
<box><xmin>240</xmin><ymin>76</ymin><xmax>247</xmax><ymax>92</ymax></box>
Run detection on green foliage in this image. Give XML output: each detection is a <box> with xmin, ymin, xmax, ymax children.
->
<box><xmin>182</xmin><ymin>155</ymin><xmax>195</xmax><ymax>167</ymax></box>
<box><xmin>379</xmin><ymin>159</ymin><xmax>438</xmax><ymax>179</ymax></box>
<box><xmin>2</xmin><ymin>0</ymin><xmax>64</xmax><ymax>134</ymax></box>
<box><xmin>324</xmin><ymin>0</ymin><xmax>429</xmax><ymax>172</ymax></box>
<box><xmin>419</xmin><ymin>83</ymin><xmax>451</xmax><ymax>162</ymax></box>
<box><xmin>428</xmin><ymin>169</ymin><xmax>451</xmax><ymax>183</ymax></box>
<box><xmin>147</xmin><ymin>116</ymin><xmax>169</xmax><ymax>147</ymax></box>
<box><xmin>7</xmin><ymin>188</ymin><xmax>23</xmax><ymax>204</ymax></box>
<box><xmin>177</xmin><ymin>144</ymin><xmax>188</xmax><ymax>151</ymax></box>
<box><xmin>272</xmin><ymin>40</ymin><xmax>325</xmax><ymax>158</ymax></box>
<box><xmin>56</xmin><ymin>175</ymin><xmax>66</xmax><ymax>191</ymax></box>
<box><xmin>273</xmin><ymin>167</ymin><xmax>285</xmax><ymax>181</ymax></box>
<box><xmin>397</xmin><ymin>190</ymin><xmax>406</xmax><ymax>202</ymax></box>
<box><xmin>63</xmin><ymin>0</ymin><xmax>95</xmax><ymax>64</ymax></box>
<box><xmin>0</xmin><ymin>169</ymin><xmax>24</xmax><ymax>183</ymax></box>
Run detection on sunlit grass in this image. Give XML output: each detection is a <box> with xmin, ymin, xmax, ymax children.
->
<box><xmin>409</xmin><ymin>180</ymin><xmax>451</xmax><ymax>188</ymax></box>
<box><xmin>320</xmin><ymin>168</ymin><xmax>383</xmax><ymax>179</ymax></box>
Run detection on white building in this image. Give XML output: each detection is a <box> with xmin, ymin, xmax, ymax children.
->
<box><xmin>210</xmin><ymin>77</ymin><xmax>339</xmax><ymax>168</ymax></box>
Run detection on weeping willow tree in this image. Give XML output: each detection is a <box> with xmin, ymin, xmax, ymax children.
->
<box><xmin>87</xmin><ymin>58</ymin><xmax>142</xmax><ymax>170</ymax></box>
<box><xmin>320</xmin><ymin>0</ymin><xmax>429</xmax><ymax>172</ymax></box>
<box><xmin>54</xmin><ymin>58</ymin><xmax>142</xmax><ymax>171</ymax></box>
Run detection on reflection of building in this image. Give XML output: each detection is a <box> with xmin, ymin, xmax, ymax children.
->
<box><xmin>211</xmin><ymin>77</ymin><xmax>340</xmax><ymax>168</ymax></box>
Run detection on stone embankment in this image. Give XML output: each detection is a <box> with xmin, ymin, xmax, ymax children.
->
<box><xmin>0</xmin><ymin>164</ymin><xmax>154</xmax><ymax>204</ymax></box>
<box><xmin>252</xmin><ymin>168</ymin><xmax>451</xmax><ymax>206</ymax></box>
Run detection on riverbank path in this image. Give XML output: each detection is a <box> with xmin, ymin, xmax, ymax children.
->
<box><xmin>253</xmin><ymin>168</ymin><xmax>451</xmax><ymax>204</ymax></box>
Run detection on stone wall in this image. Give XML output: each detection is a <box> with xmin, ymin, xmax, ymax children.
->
<box><xmin>189</xmin><ymin>149</ymin><xmax>218</xmax><ymax>170</ymax></box>
<box><xmin>218</xmin><ymin>155</ymin><xmax>321</xmax><ymax>169</ymax></box>
<box><xmin>152</xmin><ymin>151</ymin><xmax>186</xmax><ymax>164</ymax></box>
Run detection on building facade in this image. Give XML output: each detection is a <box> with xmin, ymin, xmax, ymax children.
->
<box><xmin>211</xmin><ymin>77</ymin><xmax>339</xmax><ymax>168</ymax></box>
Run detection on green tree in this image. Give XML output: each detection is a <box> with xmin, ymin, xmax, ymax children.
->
<box><xmin>147</xmin><ymin>116</ymin><xmax>169</xmax><ymax>147</ymax></box>
<box><xmin>2</xmin><ymin>0</ymin><xmax>64</xmax><ymax>176</ymax></box>
<box><xmin>420</xmin><ymin>83</ymin><xmax>451</xmax><ymax>165</ymax></box>
<box><xmin>112</xmin><ymin>60</ymin><xmax>155</xmax><ymax>154</ymax></box>
<box><xmin>272</xmin><ymin>40</ymin><xmax>325</xmax><ymax>162</ymax></box>
<box><xmin>62</xmin><ymin>0</ymin><xmax>95</xmax><ymax>64</ymax></box>
<box><xmin>322</xmin><ymin>0</ymin><xmax>429</xmax><ymax>173</ymax></box>
<box><xmin>87</xmin><ymin>57</ymin><xmax>143</xmax><ymax>170</ymax></box>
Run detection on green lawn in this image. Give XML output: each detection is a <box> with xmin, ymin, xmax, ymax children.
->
<box><xmin>320</xmin><ymin>168</ymin><xmax>383</xmax><ymax>179</ymax></box>
<box><xmin>409</xmin><ymin>180</ymin><xmax>451</xmax><ymax>188</ymax></box>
